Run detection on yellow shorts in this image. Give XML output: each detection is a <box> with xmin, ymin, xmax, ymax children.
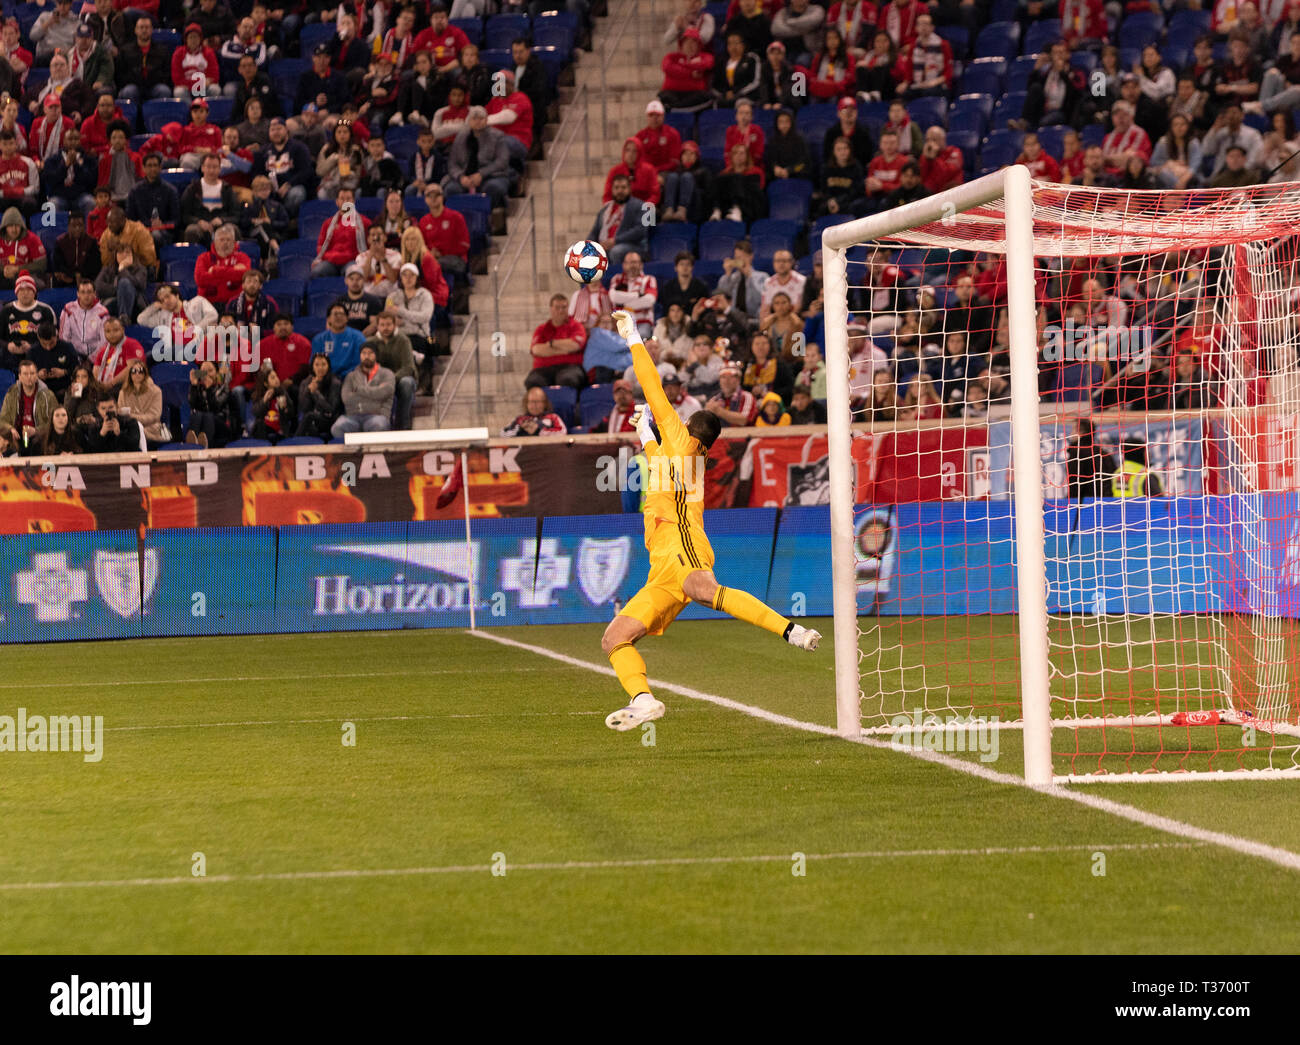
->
<box><xmin>620</xmin><ymin>524</ymin><xmax>715</xmax><ymax>636</ymax></box>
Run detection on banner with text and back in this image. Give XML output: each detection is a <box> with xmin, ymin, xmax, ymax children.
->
<box><xmin>2</xmin><ymin>420</ymin><xmax>1293</xmax><ymax>534</ymax></box>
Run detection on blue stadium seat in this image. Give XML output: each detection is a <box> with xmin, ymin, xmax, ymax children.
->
<box><xmin>937</xmin><ymin>24</ymin><xmax>969</xmax><ymax>58</ymax></box>
<box><xmin>1006</xmin><ymin>56</ymin><xmax>1038</xmax><ymax>93</ymax></box>
<box><xmin>1070</xmin><ymin>51</ymin><xmax>1099</xmax><ymax>74</ymax></box>
<box><xmin>974</xmin><ymin>21</ymin><xmax>1021</xmax><ymax>60</ymax></box>
<box><xmin>947</xmin><ymin>108</ymin><xmax>987</xmax><ymax>138</ymax></box>
<box><xmin>207</xmin><ymin>97</ymin><xmax>234</xmax><ymax>126</ymax></box>
<box><xmin>693</xmin><ymin>259</ymin><xmax>724</xmax><ymax>285</ymax></box>
<box><xmin>1118</xmin><ymin>46</ymin><xmax>1142</xmax><ymax>70</ymax></box>
<box><xmin>533</xmin><ymin>22</ymin><xmax>574</xmax><ymax>55</ymax></box>
<box><xmin>160</xmin><ymin>241</ymin><xmax>202</xmax><ymax>263</ymax></box>
<box><xmin>444</xmin><ymin>193</ymin><xmax>492</xmax><ymax>255</ymax></box>
<box><xmin>951</xmin><ymin>91</ymin><xmax>994</xmax><ymax>124</ymax></box>
<box><xmin>150</xmin><ymin>362</ymin><xmax>191</xmax><ymax>386</ymax></box>
<box><xmin>486</xmin><ymin>13</ymin><xmax>530</xmax><ymax>50</ymax></box>
<box><xmin>355</xmin><ymin>195</ymin><xmax>384</xmax><ymax>218</ymax></box>
<box><xmin>1036</xmin><ymin>125</ymin><xmax>1067</xmax><ymax>158</ymax></box>
<box><xmin>1161</xmin><ymin>45</ymin><xmax>1189</xmax><ymax>71</ymax></box>
<box><xmin>946</xmin><ymin>129</ymin><xmax>980</xmax><ymax>170</ymax></box>
<box><xmin>748</xmin><ymin>219</ymin><xmax>798</xmax><ymax>262</ymax></box>
<box><xmin>1080</xmin><ymin>123</ymin><xmax>1106</xmax><ymax>148</ymax></box>
<box><xmin>537</xmin><ymin>10</ymin><xmax>579</xmax><ymax>32</ymax></box>
<box><xmin>697</xmin><ymin>219</ymin><xmax>745</xmax><ymax>261</ymax></box>
<box><xmin>479</xmin><ymin>48</ymin><xmax>512</xmax><ymax>71</ymax></box>
<box><xmin>644</xmin><ymin>261</ymin><xmax>675</xmax><ymax>290</ymax></box>
<box><xmin>983</xmin><ymin>127</ymin><xmax>1025</xmax><ymax>155</ymax></box>
<box><xmin>40</xmin><ymin>287</ymin><xmax>76</xmax><ymax>313</ymax></box>
<box><xmin>294</xmin><ymin>316</ymin><xmax>327</xmax><ymax>338</ymax></box>
<box><xmin>1055</xmin><ymin>362</ymin><xmax>1105</xmax><ymax>402</ymax></box>
<box><xmin>238</xmin><ymin>240</ymin><xmax>261</xmax><ymax>263</ymax></box>
<box><xmin>450</xmin><ymin>17</ymin><xmax>484</xmax><ymax>45</ymax></box>
<box><xmin>696</xmin><ymin>108</ymin><xmax>732</xmax><ymax>166</ymax></box>
<box><xmin>265</xmin><ymin>278</ymin><xmax>306</xmax><ymax>316</ymax></box>
<box><xmin>544</xmin><ymin>385</ymin><xmax>577</xmax><ymax>428</ymax></box>
<box><xmin>990</xmin><ymin>0</ymin><xmax>1018</xmax><ymax>20</ymax></box>
<box><xmin>227</xmin><ymin>438</ymin><xmax>272</xmax><ymax>448</ymax></box>
<box><xmin>278</xmin><ymin>255</ymin><xmax>314</xmax><ymax>281</ymax></box>
<box><xmin>161</xmin><ymin>168</ymin><xmax>197</xmax><ymax>192</ymax></box>
<box><xmin>650</xmin><ymin>223</ymin><xmax>697</xmax><ymax>263</ymax></box>
<box><xmin>1023</xmin><ymin>19</ymin><xmax>1061</xmax><ymax>56</ymax></box>
<box><xmin>1244</xmin><ymin>111</ymin><xmax>1270</xmax><ymax>133</ymax></box>
<box><xmin>578</xmin><ymin>383</ymin><xmax>614</xmax><ymax>428</ymax></box>
<box><xmin>992</xmin><ymin>90</ymin><xmax>1026</xmax><ymax>125</ymax></box>
<box><xmin>277</xmin><ymin>238</ymin><xmax>317</xmax><ymax>258</ymax></box>
<box><xmin>116</xmin><ymin>99</ymin><xmax>137</xmax><ymax>131</ymax></box>
<box><xmin>665</xmin><ymin>110</ymin><xmax>695</xmax><ymax>142</ymax></box>
<box><xmin>143</xmin><ymin>100</ymin><xmax>188</xmax><ymax>134</ymax></box>
<box><xmin>795</xmin><ymin>102</ymin><xmax>839</xmax><ymax>151</ymax></box>
<box><xmin>766</xmin><ymin>179</ymin><xmax>813</xmax><ymax>222</ymax></box>
<box><xmin>152</xmin><ymin>29</ymin><xmax>181</xmax><ymax>49</ymax></box>
<box><xmin>299</xmin><ymin>23</ymin><xmax>335</xmax><ymax>56</ymax></box>
<box><xmin>1122</xmin><ymin>11</ymin><xmax>1165</xmax><ymax>49</ymax></box>
<box><xmin>278</xmin><ymin>435</ymin><xmax>326</xmax><ymax>446</ymax></box>
<box><xmin>906</xmin><ymin>96</ymin><xmax>947</xmax><ymax>130</ymax></box>
<box><xmin>959</xmin><ymin>63</ymin><xmax>1001</xmax><ymax>97</ymax></box>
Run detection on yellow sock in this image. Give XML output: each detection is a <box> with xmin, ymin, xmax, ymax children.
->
<box><xmin>712</xmin><ymin>585</ymin><xmax>790</xmax><ymax>637</ymax></box>
<box><xmin>608</xmin><ymin>642</ymin><xmax>650</xmax><ymax>700</ymax></box>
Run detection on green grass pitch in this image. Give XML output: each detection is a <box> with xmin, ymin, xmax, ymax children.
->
<box><xmin>2</xmin><ymin>617</ymin><xmax>1299</xmax><ymax>954</ymax></box>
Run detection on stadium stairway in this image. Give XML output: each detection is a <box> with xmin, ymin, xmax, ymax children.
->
<box><xmin>417</xmin><ymin>0</ymin><xmax>666</xmax><ymax>432</ymax></box>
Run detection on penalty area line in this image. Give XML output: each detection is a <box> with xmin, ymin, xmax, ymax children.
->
<box><xmin>470</xmin><ymin>630</ymin><xmax>1300</xmax><ymax>875</ymax></box>
<box><xmin>0</xmin><ymin>842</ymin><xmax>1201</xmax><ymax>892</ymax></box>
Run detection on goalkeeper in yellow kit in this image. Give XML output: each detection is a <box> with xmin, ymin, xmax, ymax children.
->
<box><xmin>602</xmin><ymin>310</ymin><xmax>820</xmax><ymax>732</ymax></box>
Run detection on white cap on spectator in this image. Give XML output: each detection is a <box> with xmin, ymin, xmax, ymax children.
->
<box><xmin>646</xmin><ymin>99</ymin><xmax>665</xmax><ymax>115</ymax></box>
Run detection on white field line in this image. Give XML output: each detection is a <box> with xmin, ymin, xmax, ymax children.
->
<box><xmin>0</xmin><ymin>842</ymin><xmax>1200</xmax><ymax>892</ymax></box>
<box><xmin>0</xmin><ymin>666</ymin><xmax>556</xmax><ymax>690</ymax></box>
<box><xmin>472</xmin><ymin>631</ymin><xmax>1300</xmax><ymax>874</ymax></box>
<box><xmin>102</xmin><ymin>710</ymin><xmax>603</xmax><ymax>733</ymax></box>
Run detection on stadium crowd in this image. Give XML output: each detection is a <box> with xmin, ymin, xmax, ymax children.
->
<box><xmin>0</xmin><ymin>0</ymin><xmax>587</xmax><ymax>454</ymax></box>
<box><xmin>505</xmin><ymin>0</ymin><xmax>1296</xmax><ymax>438</ymax></box>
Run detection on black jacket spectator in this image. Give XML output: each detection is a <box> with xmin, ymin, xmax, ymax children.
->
<box><xmin>238</xmin><ymin>194</ymin><xmax>290</xmax><ymax>247</ymax></box>
<box><xmin>514</xmin><ymin>53</ymin><xmax>550</xmax><ymax>135</ymax></box>
<box><xmin>768</xmin><ymin>122</ymin><xmax>812</xmax><ymax>181</ymax></box>
<box><xmin>125</xmin><ymin>177</ymin><xmax>181</xmax><ymax>234</ymax></box>
<box><xmin>29</xmin><ymin>335</ymin><xmax>78</xmax><ymax>397</ymax></box>
<box><xmin>724</xmin><ymin>12</ymin><xmax>773</xmax><ymax>55</ymax></box>
<box><xmin>296</xmin><ymin>369</ymin><xmax>342</xmax><ymax>437</ymax></box>
<box><xmin>712</xmin><ymin>50</ymin><xmax>763</xmax><ymax>106</ymax></box>
<box><xmin>50</xmin><ymin>228</ymin><xmax>102</xmax><ymax>287</ymax></box>
<box><xmin>396</xmin><ymin>71</ymin><xmax>441</xmax><ymax>126</ymax></box>
<box><xmin>193</xmin><ymin>2</ymin><xmax>237</xmax><ymax>40</ymax></box>
<box><xmin>760</xmin><ymin>58</ymin><xmax>801</xmax><ymax>109</ymax></box>
<box><xmin>233</xmin><ymin>71</ymin><xmax>276</xmax><ymax>121</ymax></box>
<box><xmin>42</xmin><ymin>149</ymin><xmax>98</xmax><ymax>205</ymax></box>
<box><xmin>660</xmin><ymin>273</ymin><xmax>711</xmax><ymax>317</ymax></box>
<box><xmin>81</xmin><ymin>406</ymin><xmax>142</xmax><ymax>453</ymax></box>
<box><xmin>255</xmin><ymin>138</ymin><xmax>315</xmax><ymax>195</ymax></box>
<box><xmin>116</xmin><ymin>40</ymin><xmax>172</xmax><ymax>96</ymax></box>
<box><xmin>822</xmin><ymin>120</ymin><xmax>873</xmax><ymax>167</ymax></box>
<box><xmin>230</xmin><ymin>291</ymin><xmax>279</xmax><ymax>331</ymax></box>
<box><xmin>295</xmin><ymin>68</ymin><xmax>351</xmax><ymax>115</ymax></box>
<box><xmin>818</xmin><ymin>156</ymin><xmax>863</xmax><ymax>215</ymax></box>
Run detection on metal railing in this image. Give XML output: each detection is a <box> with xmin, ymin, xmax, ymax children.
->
<box><xmin>491</xmin><ymin>193</ymin><xmax>538</xmax><ymax>349</ymax></box>
<box><xmin>598</xmin><ymin>0</ymin><xmax>643</xmax><ymax>147</ymax></box>
<box><xmin>547</xmin><ymin>82</ymin><xmax>590</xmax><ymax>257</ymax></box>
<box><xmin>433</xmin><ymin>311</ymin><xmax>482</xmax><ymax>428</ymax></box>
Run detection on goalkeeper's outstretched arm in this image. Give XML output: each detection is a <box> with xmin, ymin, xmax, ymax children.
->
<box><xmin>613</xmin><ymin>309</ymin><xmax>688</xmax><ymax>448</ymax></box>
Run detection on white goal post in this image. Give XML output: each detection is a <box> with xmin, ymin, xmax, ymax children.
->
<box><xmin>822</xmin><ymin>165</ymin><xmax>1300</xmax><ymax>783</ymax></box>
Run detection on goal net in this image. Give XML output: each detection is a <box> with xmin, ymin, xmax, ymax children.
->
<box><xmin>822</xmin><ymin>166</ymin><xmax>1300</xmax><ymax>782</ymax></box>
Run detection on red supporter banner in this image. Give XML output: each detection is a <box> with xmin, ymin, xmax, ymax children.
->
<box><xmin>0</xmin><ymin>427</ymin><xmax>998</xmax><ymax>534</ymax></box>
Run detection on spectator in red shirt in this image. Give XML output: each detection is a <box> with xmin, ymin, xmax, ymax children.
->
<box><xmin>526</xmin><ymin>293</ymin><xmax>589</xmax><ymax>390</ymax></box>
<box><xmin>179</xmin><ymin>97</ymin><xmax>223</xmax><ymax>171</ymax></box>
<box><xmin>1018</xmin><ymin>131</ymin><xmax>1062</xmax><ymax>181</ymax></box>
<box><xmin>659</xmin><ymin>27</ymin><xmax>715</xmax><ymax>112</ymax></box>
<box><xmin>79</xmin><ymin>92</ymin><xmax>125</xmax><ymax>159</ymax></box>
<box><xmin>418</xmin><ymin>183</ymin><xmax>469</xmax><ymax>280</ymax></box>
<box><xmin>1061</xmin><ymin>0</ymin><xmax>1107</xmax><ymax>48</ymax></box>
<box><xmin>725</xmin><ymin>97</ymin><xmax>765</xmax><ymax>165</ymax></box>
<box><xmin>312</xmin><ymin>187</ymin><xmax>370</xmax><ymax>278</ymax></box>
<box><xmin>603</xmin><ymin>137</ymin><xmax>660</xmax><ymax>206</ymax></box>
<box><xmin>29</xmin><ymin>94</ymin><xmax>75</xmax><ymax>167</ymax></box>
<box><xmin>485</xmin><ymin>69</ymin><xmax>534</xmax><ymax>165</ymax></box>
<box><xmin>1102</xmin><ymin>100</ymin><xmax>1152</xmax><ymax>174</ymax></box>
<box><xmin>918</xmin><ymin>125</ymin><xmax>964</xmax><ymax>193</ymax></box>
<box><xmin>635</xmin><ymin>99</ymin><xmax>682</xmax><ymax>189</ymax></box>
<box><xmin>705</xmin><ymin>363</ymin><xmax>757</xmax><ymax>425</ymax></box>
<box><xmin>89</xmin><ymin>315</ymin><xmax>145</xmax><ymax>390</ymax></box>
<box><xmin>260</xmin><ymin>314</ymin><xmax>314</xmax><ymax>387</ymax></box>
<box><xmin>0</xmin><ymin>207</ymin><xmax>46</xmax><ymax>289</ymax></box>
<box><xmin>171</xmin><ymin>22</ymin><xmax>220</xmax><ymax>101</ymax></box>
<box><xmin>864</xmin><ymin>128</ymin><xmax>907</xmax><ymax>208</ymax></box>
<box><xmin>412</xmin><ymin>3</ymin><xmax>470</xmax><ymax>75</ymax></box>
<box><xmin>194</xmin><ymin>224</ymin><xmax>251</xmax><ymax>307</ymax></box>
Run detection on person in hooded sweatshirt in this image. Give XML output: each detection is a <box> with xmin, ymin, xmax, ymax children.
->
<box><xmin>603</xmin><ymin>137</ymin><xmax>660</xmax><ymax>207</ymax></box>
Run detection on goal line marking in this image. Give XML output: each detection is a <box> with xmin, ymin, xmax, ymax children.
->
<box><xmin>0</xmin><ymin>842</ymin><xmax>1199</xmax><ymax>893</ymax></box>
<box><xmin>0</xmin><ymin>666</ymin><xmax>556</xmax><ymax>691</ymax></box>
<box><xmin>470</xmin><ymin>630</ymin><xmax>1300</xmax><ymax>875</ymax></box>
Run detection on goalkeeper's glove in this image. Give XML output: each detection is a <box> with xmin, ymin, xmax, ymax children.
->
<box><xmin>612</xmin><ymin>309</ymin><xmax>641</xmax><ymax>345</ymax></box>
<box><xmin>632</xmin><ymin>404</ymin><xmax>657</xmax><ymax>448</ymax></box>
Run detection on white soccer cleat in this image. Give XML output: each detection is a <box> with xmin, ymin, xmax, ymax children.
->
<box><xmin>605</xmin><ymin>692</ymin><xmax>665</xmax><ymax>732</ymax></box>
<box><xmin>786</xmin><ymin>624</ymin><xmax>821</xmax><ymax>651</ymax></box>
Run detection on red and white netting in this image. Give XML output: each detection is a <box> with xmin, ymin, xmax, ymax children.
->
<box><xmin>842</xmin><ymin>179</ymin><xmax>1300</xmax><ymax>778</ymax></box>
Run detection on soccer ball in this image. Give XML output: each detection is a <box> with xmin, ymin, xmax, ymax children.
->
<box><xmin>564</xmin><ymin>240</ymin><xmax>609</xmax><ymax>285</ymax></box>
